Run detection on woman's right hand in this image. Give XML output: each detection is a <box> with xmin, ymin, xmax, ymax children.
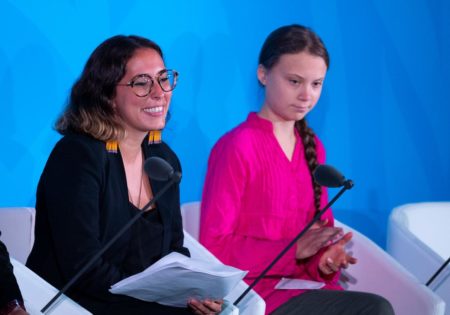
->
<box><xmin>295</xmin><ymin>219</ymin><xmax>343</xmax><ymax>260</ymax></box>
<box><xmin>188</xmin><ymin>298</ymin><xmax>223</xmax><ymax>314</ymax></box>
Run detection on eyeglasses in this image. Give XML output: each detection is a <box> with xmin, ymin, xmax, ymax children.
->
<box><xmin>117</xmin><ymin>69</ymin><xmax>178</xmax><ymax>97</ymax></box>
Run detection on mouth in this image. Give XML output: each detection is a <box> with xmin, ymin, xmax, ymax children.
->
<box><xmin>291</xmin><ymin>105</ymin><xmax>310</xmax><ymax>112</ymax></box>
<box><xmin>143</xmin><ymin>106</ymin><xmax>164</xmax><ymax>115</ymax></box>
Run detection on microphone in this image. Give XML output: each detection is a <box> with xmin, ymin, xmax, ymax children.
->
<box><xmin>41</xmin><ymin>156</ymin><xmax>181</xmax><ymax>314</ymax></box>
<box><xmin>234</xmin><ymin>164</ymin><xmax>354</xmax><ymax>306</ymax></box>
<box><xmin>313</xmin><ymin>164</ymin><xmax>354</xmax><ymax>189</ymax></box>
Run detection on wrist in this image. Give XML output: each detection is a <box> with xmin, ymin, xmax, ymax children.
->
<box><xmin>0</xmin><ymin>299</ymin><xmax>26</xmax><ymax>315</ymax></box>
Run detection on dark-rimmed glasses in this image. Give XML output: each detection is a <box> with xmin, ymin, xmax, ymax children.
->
<box><xmin>117</xmin><ymin>69</ymin><xmax>178</xmax><ymax>97</ymax></box>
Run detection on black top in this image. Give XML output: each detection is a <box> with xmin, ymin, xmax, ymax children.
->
<box><xmin>26</xmin><ymin>132</ymin><xmax>190</xmax><ymax>313</ymax></box>
<box><xmin>122</xmin><ymin>204</ymin><xmax>164</xmax><ymax>275</ymax></box>
<box><xmin>0</xmin><ymin>233</ymin><xmax>23</xmax><ymax>308</ymax></box>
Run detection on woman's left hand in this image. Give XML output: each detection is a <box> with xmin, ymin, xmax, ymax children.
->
<box><xmin>188</xmin><ymin>298</ymin><xmax>223</xmax><ymax>314</ymax></box>
<box><xmin>318</xmin><ymin>232</ymin><xmax>357</xmax><ymax>275</ymax></box>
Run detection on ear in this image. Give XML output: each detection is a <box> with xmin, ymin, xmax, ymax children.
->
<box><xmin>257</xmin><ymin>64</ymin><xmax>267</xmax><ymax>86</ymax></box>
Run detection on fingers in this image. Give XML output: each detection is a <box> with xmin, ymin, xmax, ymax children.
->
<box><xmin>320</xmin><ymin>227</ymin><xmax>344</xmax><ymax>247</ymax></box>
<box><xmin>326</xmin><ymin>257</ymin><xmax>340</xmax><ymax>272</ymax></box>
<box><xmin>188</xmin><ymin>299</ymin><xmax>223</xmax><ymax>315</ymax></box>
<box><xmin>319</xmin><ymin>258</ymin><xmax>336</xmax><ymax>275</ymax></box>
<box><xmin>337</xmin><ymin>232</ymin><xmax>353</xmax><ymax>245</ymax></box>
<box><xmin>348</xmin><ymin>255</ymin><xmax>358</xmax><ymax>265</ymax></box>
<box><xmin>312</xmin><ymin>218</ymin><xmax>328</xmax><ymax>228</ymax></box>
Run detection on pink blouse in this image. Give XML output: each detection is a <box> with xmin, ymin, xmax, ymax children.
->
<box><xmin>199</xmin><ymin>113</ymin><xmax>341</xmax><ymax>314</ymax></box>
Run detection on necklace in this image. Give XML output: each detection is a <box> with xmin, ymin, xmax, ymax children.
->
<box><xmin>128</xmin><ymin>152</ymin><xmax>144</xmax><ymax>208</ymax></box>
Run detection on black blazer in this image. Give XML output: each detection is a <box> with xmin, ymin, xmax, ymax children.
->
<box><xmin>26</xmin><ymin>132</ymin><xmax>189</xmax><ymax>304</ymax></box>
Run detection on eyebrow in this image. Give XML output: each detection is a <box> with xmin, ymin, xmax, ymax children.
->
<box><xmin>131</xmin><ymin>69</ymin><xmax>168</xmax><ymax>78</ymax></box>
<box><xmin>286</xmin><ymin>73</ymin><xmax>325</xmax><ymax>81</ymax></box>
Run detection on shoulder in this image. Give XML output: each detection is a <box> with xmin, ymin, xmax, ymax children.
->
<box><xmin>53</xmin><ymin>132</ymin><xmax>105</xmax><ymax>155</ymax></box>
<box><xmin>207</xmin><ymin>120</ymin><xmax>262</xmax><ymax>171</ymax></box>
<box><xmin>213</xmin><ymin>120</ymin><xmax>262</xmax><ymax>154</ymax></box>
<box><xmin>45</xmin><ymin>133</ymin><xmax>106</xmax><ymax>172</ymax></box>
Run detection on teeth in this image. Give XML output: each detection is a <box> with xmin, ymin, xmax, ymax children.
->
<box><xmin>143</xmin><ymin>106</ymin><xmax>163</xmax><ymax>113</ymax></box>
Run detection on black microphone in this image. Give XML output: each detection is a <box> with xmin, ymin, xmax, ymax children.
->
<box><xmin>314</xmin><ymin>164</ymin><xmax>354</xmax><ymax>189</ymax></box>
<box><xmin>41</xmin><ymin>156</ymin><xmax>181</xmax><ymax>314</ymax></box>
<box><xmin>234</xmin><ymin>164</ymin><xmax>354</xmax><ymax>306</ymax></box>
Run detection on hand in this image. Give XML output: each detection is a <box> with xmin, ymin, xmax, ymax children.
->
<box><xmin>8</xmin><ymin>307</ymin><xmax>29</xmax><ymax>315</ymax></box>
<box><xmin>295</xmin><ymin>219</ymin><xmax>343</xmax><ymax>260</ymax></box>
<box><xmin>188</xmin><ymin>298</ymin><xmax>223</xmax><ymax>314</ymax></box>
<box><xmin>318</xmin><ymin>232</ymin><xmax>357</xmax><ymax>275</ymax></box>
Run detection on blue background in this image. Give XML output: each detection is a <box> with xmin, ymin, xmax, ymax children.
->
<box><xmin>1</xmin><ymin>0</ymin><xmax>449</xmax><ymax>247</ymax></box>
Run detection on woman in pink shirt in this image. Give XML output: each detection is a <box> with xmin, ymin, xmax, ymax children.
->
<box><xmin>200</xmin><ymin>25</ymin><xmax>394</xmax><ymax>315</ymax></box>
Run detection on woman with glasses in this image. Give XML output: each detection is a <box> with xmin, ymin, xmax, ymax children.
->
<box><xmin>199</xmin><ymin>25</ymin><xmax>395</xmax><ymax>315</ymax></box>
<box><xmin>26</xmin><ymin>35</ymin><xmax>221</xmax><ymax>315</ymax></box>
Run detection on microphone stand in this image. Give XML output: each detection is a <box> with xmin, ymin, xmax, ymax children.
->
<box><xmin>234</xmin><ymin>180</ymin><xmax>354</xmax><ymax>306</ymax></box>
<box><xmin>426</xmin><ymin>256</ymin><xmax>450</xmax><ymax>287</ymax></box>
<box><xmin>41</xmin><ymin>174</ymin><xmax>181</xmax><ymax>314</ymax></box>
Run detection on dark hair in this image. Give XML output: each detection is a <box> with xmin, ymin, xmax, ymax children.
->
<box><xmin>259</xmin><ymin>24</ymin><xmax>329</xmax><ymax>213</ymax></box>
<box><xmin>55</xmin><ymin>35</ymin><xmax>163</xmax><ymax>141</ymax></box>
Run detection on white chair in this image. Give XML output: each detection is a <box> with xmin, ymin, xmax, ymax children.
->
<box><xmin>182</xmin><ymin>201</ymin><xmax>446</xmax><ymax>315</ymax></box>
<box><xmin>181</xmin><ymin>203</ymin><xmax>266</xmax><ymax>315</ymax></box>
<box><xmin>0</xmin><ymin>207</ymin><xmax>35</xmax><ymax>263</ymax></box>
<box><xmin>388</xmin><ymin>202</ymin><xmax>450</xmax><ymax>315</ymax></box>
<box><xmin>11</xmin><ymin>258</ymin><xmax>92</xmax><ymax>315</ymax></box>
<box><xmin>0</xmin><ymin>207</ymin><xmax>92</xmax><ymax>314</ymax></box>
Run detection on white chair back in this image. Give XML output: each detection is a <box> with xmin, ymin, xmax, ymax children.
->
<box><xmin>0</xmin><ymin>207</ymin><xmax>92</xmax><ymax>314</ymax></box>
<box><xmin>0</xmin><ymin>207</ymin><xmax>35</xmax><ymax>263</ymax></box>
<box><xmin>388</xmin><ymin>202</ymin><xmax>450</xmax><ymax>314</ymax></box>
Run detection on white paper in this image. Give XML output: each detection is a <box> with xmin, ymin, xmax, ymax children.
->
<box><xmin>110</xmin><ymin>252</ymin><xmax>247</xmax><ymax>307</ymax></box>
<box><xmin>275</xmin><ymin>277</ymin><xmax>325</xmax><ymax>290</ymax></box>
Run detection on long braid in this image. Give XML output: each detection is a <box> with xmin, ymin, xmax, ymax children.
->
<box><xmin>295</xmin><ymin>119</ymin><xmax>321</xmax><ymax>213</ymax></box>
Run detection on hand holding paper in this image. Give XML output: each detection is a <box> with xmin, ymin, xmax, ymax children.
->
<box><xmin>110</xmin><ymin>252</ymin><xmax>247</xmax><ymax>307</ymax></box>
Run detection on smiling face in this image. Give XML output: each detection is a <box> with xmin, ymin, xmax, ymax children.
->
<box><xmin>113</xmin><ymin>48</ymin><xmax>171</xmax><ymax>138</ymax></box>
<box><xmin>257</xmin><ymin>51</ymin><xmax>327</xmax><ymax>123</ymax></box>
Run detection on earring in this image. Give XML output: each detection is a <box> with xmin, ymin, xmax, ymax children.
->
<box><xmin>106</xmin><ymin>140</ymin><xmax>118</xmax><ymax>153</ymax></box>
<box><xmin>148</xmin><ymin>130</ymin><xmax>162</xmax><ymax>144</ymax></box>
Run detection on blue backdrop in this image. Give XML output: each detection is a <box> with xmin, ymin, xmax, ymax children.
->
<box><xmin>1</xmin><ymin>0</ymin><xmax>449</xmax><ymax>247</ymax></box>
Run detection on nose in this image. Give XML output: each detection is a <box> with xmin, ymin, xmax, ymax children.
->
<box><xmin>297</xmin><ymin>84</ymin><xmax>312</xmax><ymax>101</ymax></box>
<box><xmin>149</xmin><ymin>80</ymin><xmax>165</xmax><ymax>99</ymax></box>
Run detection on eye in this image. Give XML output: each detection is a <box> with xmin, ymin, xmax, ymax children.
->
<box><xmin>159</xmin><ymin>76</ymin><xmax>169</xmax><ymax>83</ymax></box>
<box><xmin>312</xmin><ymin>81</ymin><xmax>323</xmax><ymax>88</ymax></box>
<box><xmin>288</xmin><ymin>78</ymin><xmax>300</xmax><ymax>85</ymax></box>
<box><xmin>132</xmin><ymin>79</ymin><xmax>150</xmax><ymax>87</ymax></box>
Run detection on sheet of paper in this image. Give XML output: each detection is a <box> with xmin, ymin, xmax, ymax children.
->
<box><xmin>275</xmin><ymin>277</ymin><xmax>325</xmax><ymax>290</ymax></box>
<box><xmin>110</xmin><ymin>252</ymin><xmax>247</xmax><ymax>307</ymax></box>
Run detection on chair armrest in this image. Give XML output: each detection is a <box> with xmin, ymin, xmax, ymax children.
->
<box><xmin>336</xmin><ymin>220</ymin><xmax>445</xmax><ymax>315</ymax></box>
<box><xmin>11</xmin><ymin>258</ymin><xmax>92</xmax><ymax>315</ymax></box>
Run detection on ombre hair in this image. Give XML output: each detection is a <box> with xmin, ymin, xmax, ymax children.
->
<box><xmin>55</xmin><ymin>35</ymin><xmax>163</xmax><ymax>141</ymax></box>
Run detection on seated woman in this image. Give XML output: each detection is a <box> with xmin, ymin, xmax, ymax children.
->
<box><xmin>199</xmin><ymin>24</ymin><xmax>395</xmax><ymax>315</ymax></box>
<box><xmin>26</xmin><ymin>35</ymin><xmax>221</xmax><ymax>315</ymax></box>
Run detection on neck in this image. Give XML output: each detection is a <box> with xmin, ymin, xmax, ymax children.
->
<box><xmin>257</xmin><ymin>109</ymin><xmax>296</xmax><ymax>140</ymax></box>
<box><xmin>118</xmin><ymin>132</ymin><xmax>147</xmax><ymax>161</ymax></box>
<box><xmin>258</xmin><ymin>108</ymin><xmax>297</xmax><ymax>161</ymax></box>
